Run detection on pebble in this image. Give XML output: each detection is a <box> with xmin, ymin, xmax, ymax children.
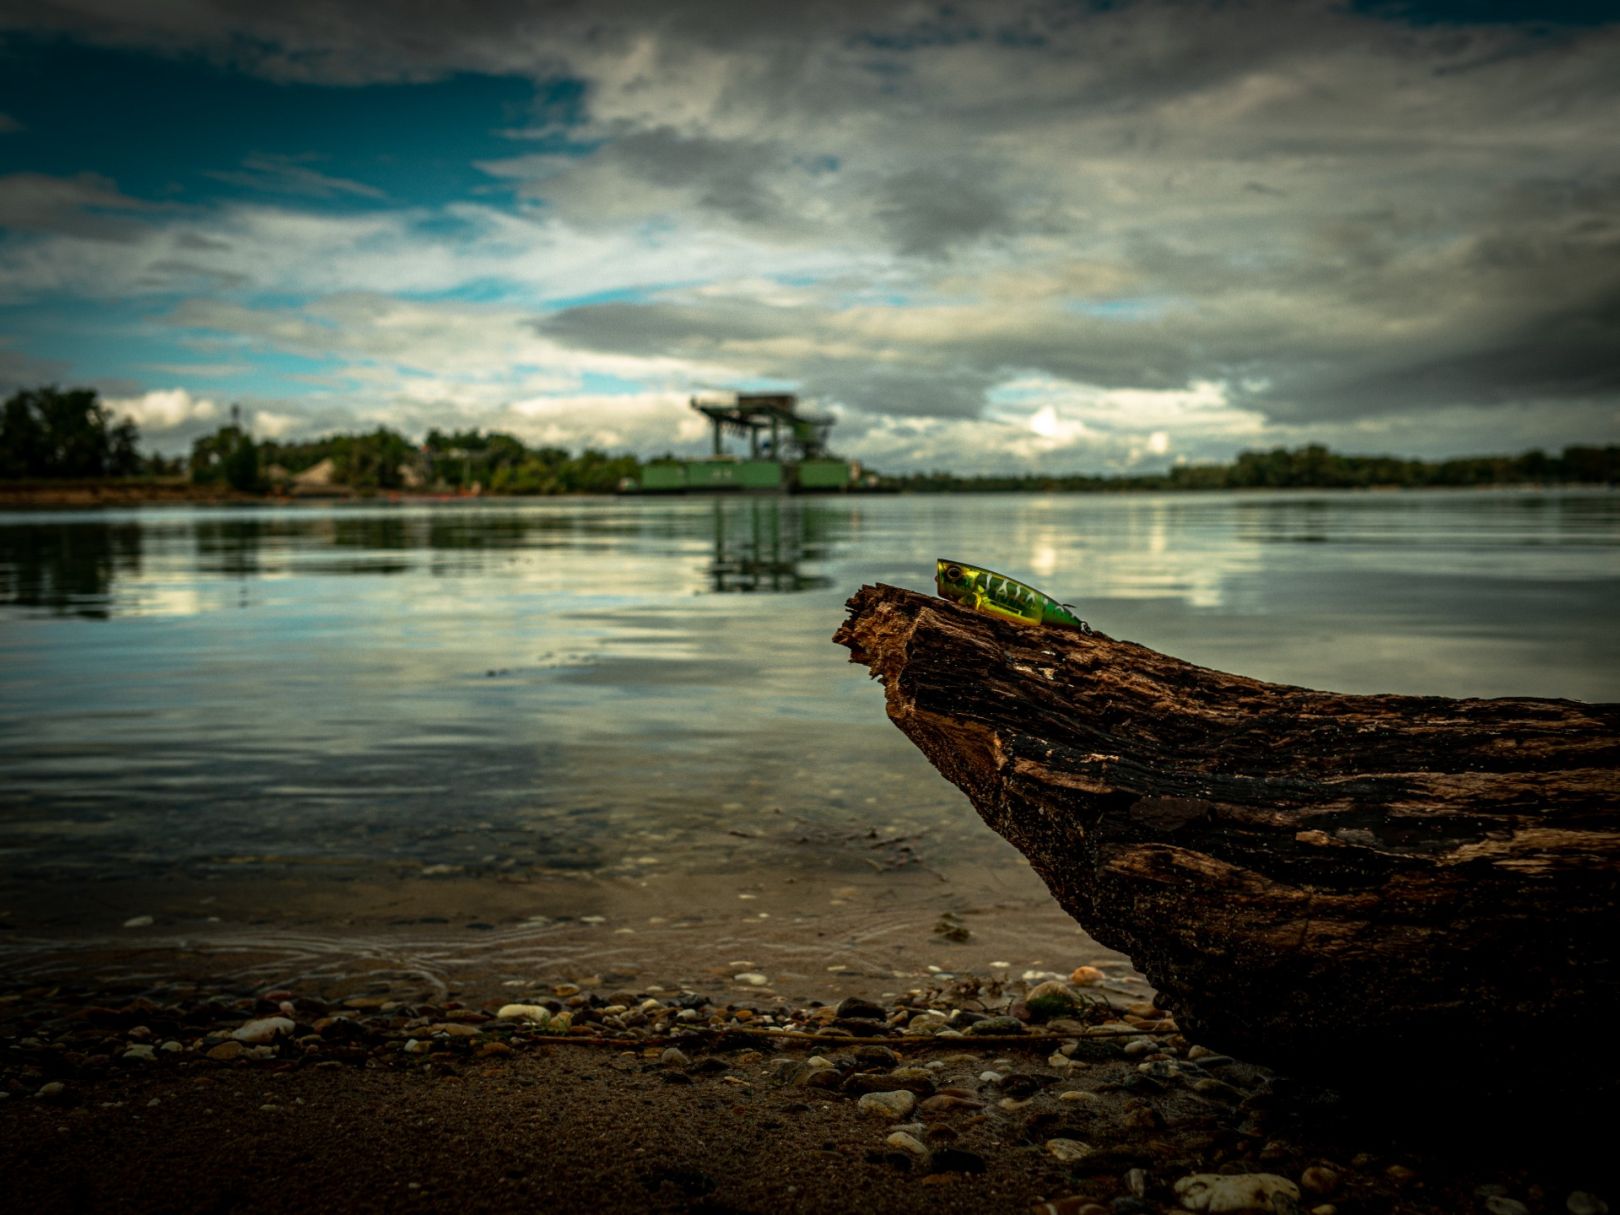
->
<box><xmin>1045</xmin><ymin>1138</ymin><xmax>1092</xmax><ymax>1162</ymax></box>
<box><xmin>1485</xmin><ymin>1200</ymin><xmax>1530</xmax><ymax>1215</ymax></box>
<box><xmin>426</xmin><ymin>1023</ymin><xmax>481</xmax><ymax>1037</ymax></box>
<box><xmin>1059</xmin><ymin>1090</ymin><xmax>1100</xmax><ymax>1103</ymax></box>
<box><xmin>36</xmin><ymin>1082</ymin><xmax>65</xmax><ymax>1100</ymax></box>
<box><xmin>885</xmin><ymin>1131</ymin><xmax>928</xmax><ymax>1157</ymax></box>
<box><xmin>857</xmin><ymin>1090</ymin><xmax>917</xmax><ymax>1120</ymax></box>
<box><xmin>1174</xmin><ymin>1172</ymin><xmax>1300</xmax><ymax>1213</ymax></box>
<box><xmin>1127</xmin><ymin>1168</ymin><xmax>1148</xmax><ymax>1198</ymax></box>
<box><xmin>231</xmin><ymin>1017</ymin><xmax>294</xmax><ymax>1044</ymax></box>
<box><xmin>1026</xmin><ymin>981</ymin><xmax>1084</xmax><ymax>1020</ymax></box>
<box><xmin>206</xmin><ymin>1041</ymin><xmax>246</xmax><ymax>1061</ymax></box>
<box><xmin>122</xmin><ymin>916</ymin><xmax>154</xmax><ymax>929</ymax></box>
<box><xmin>121</xmin><ymin>1044</ymin><xmax>156</xmax><ymax>1063</ymax></box>
<box><xmin>1122</xmin><ymin>1036</ymin><xmax>1159</xmax><ymax>1056</ymax></box>
<box><xmin>1569</xmin><ymin>1194</ymin><xmax>1610</xmax><ymax>1215</ymax></box>
<box><xmin>1299</xmin><ymin>1167</ymin><xmax>1338</xmax><ymax>1196</ymax></box>
<box><xmin>733</xmin><ymin>972</ymin><xmax>769</xmax><ymax>987</ymax></box>
<box><xmin>834</xmin><ymin>996</ymin><xmax>886</xmax><ymax>1021</ymax></box>
<box><xmin>659</xmin><ymin>1048</ymin><xmax>690</xmax><ymax>1068</ymax></box>
<box><xmin>1069</xmin><ymin>966</ymin><xmax>1105</xmax><ymax>985</ymax></box>
<box><xmin>905</xmin><ymin>1012</ymin><xmax>949</xmax><ymax>1034</ymax></box>
<box><xmin>495</xmin><ymin>1004</ymin><xmax>551</xmax><ymax>1023</ymax></box>
<box><xmin>919</xmin><ymin>1093</ymin><xmax>984</xmax><ymax>1113</ymax></box>
<box><xmin>965</xmin><ymin>1016</ymin><xmax>1022</xmax><ymax>1035</ymax></box>
<box><xmin>403</xmin><ymin>1038</ymin><xmax>432</xmax><ymax>1054</ymax></box>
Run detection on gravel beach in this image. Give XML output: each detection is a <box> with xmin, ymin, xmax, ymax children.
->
<box><xmin>3</xmin><ymin>966</ymin><xmax>1609</xmax><ymax>1215</ymax></box>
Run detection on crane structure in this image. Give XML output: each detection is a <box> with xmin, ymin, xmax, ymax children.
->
<box><xmin>632</xmin><ymin>391</ymin><xmax>857</xmax><ymax>493</ymax></box>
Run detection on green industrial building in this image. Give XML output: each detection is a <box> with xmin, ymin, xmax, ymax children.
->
<box><xmin>628</xmin><ymin>393</ymin><xmax>860</xmax><ymax>494</ymax></box>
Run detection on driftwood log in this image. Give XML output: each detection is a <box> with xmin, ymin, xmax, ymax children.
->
<box><xmin>834</xmin><ymin>584</ymin><xmax>1620</xmax><ymax>1089</ymax></box>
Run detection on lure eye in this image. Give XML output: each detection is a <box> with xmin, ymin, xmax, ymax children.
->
<box><xmin>945</xmin><ymin>565</ymin><xmax>963</xmax><ymax>581</ymax></box>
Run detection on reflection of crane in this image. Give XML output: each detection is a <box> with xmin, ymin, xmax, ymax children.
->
<box><xmin>690</xmin><ymin>393</ymin><xmax>834</xmax><ymax>461</ymax></box>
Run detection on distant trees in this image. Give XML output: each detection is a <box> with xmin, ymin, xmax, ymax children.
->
<box><xmin>0</xmin><ymin>386</ymin><xmax>141</xmax><ymax>478</ymax></box>
<box><xmin>190</xmin><ymin>424</ymin><xmax>263</xmax><ymax>492</ymax></box>
<box><xmin>885</xmin><ymin>444</ymin><xmax>1620</xmax><ymax>493</ymax></box>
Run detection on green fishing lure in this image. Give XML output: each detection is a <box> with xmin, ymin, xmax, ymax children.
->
<box><xmin>935</xmin><ymin>558</ymin><xmax>1092</xmax><ymax>633</ymax></box>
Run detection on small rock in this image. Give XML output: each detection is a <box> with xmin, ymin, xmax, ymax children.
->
<box><xmin>919</xmin><ymin>1093</ymin><xmax>985</xmax><ymax>1113</ymax></box>
<box><xmin>403</xmin><ymin>1038</ymin><xmax>432</xmax><ymax>1054</ymax></box>
<box><xmin>231</xmin><ymin>1017</ymin><xmax>294</xmax><ymax>1044</ymax></box>
<box><xmin>906</xmin><ymin>1012</ymin><xmax>949</xmax><ymax>1034</ymax></box>
<box><xmin>965</xmin><ymin>1016</ymin><xmax>1022</xmax><ymax>1035</ymax></box>
<box><xmin>1127</xmin><ymin>1169</ymin><xmax>1148</xmax><ymax>1198</ymax></box>
<box><xmin>886</xmin><ymin>1131</ymin><xmax>928</xmax><ymax>1157</ymax></box>
<box><xmin>1059</xmin><ymin>1089</ymin><xmax>1100</xmax><ymax>1103</ymax></box>
<box><xmin>1045</xmin><ymin>1138</ymin><xmax>1092</xmax><ymax>1163</ymax></box>
<box><xmin>496</xmin><ymin>1004</ymin><xmax>551</xmax><ymax>1023</ymax></box>
<box><xmin>1299</xmin><ymin>1168</ymin><xmax>1338</xmax><ymax>1197</ymax></box>
<box><xmin>122</xmin><ymin>916</ymin><xmax>154</xmax><ymax>928</ymax></box>
<box><xmin>1069</xmin><ymin>966</ymin><xmax>1105</xmax><ymax>985</ymax></box>
<box><xmin>121</xmin><ymin>1044</ymin><xmax>156</xmax><ymax>1063</ymax></box>
<box><xmin>857</xmin><ymin>1090</ymin><xmax>917</xmax><ymax>1120</ymax></box>
<box><xmin>426</xmin><ymin>1022</ymin><xmax>481</xmax><ymax>1037</ymax></box>
<box><xmin>36</xmin><ymin>1082</ymin><xmax>66</xmax><ymax>1100</ymax></box>
<box><xmin>733</xmin><ymin>972</ymin><xmax>769</xmax><ymax>986</ymax></box>
<box><xmin>835</xmin><ymin>996</ymin><xmax>886</xmax><ymax>1021</ymax></box>
<box><xmin>660</xmin><ymin>1047</ymin><xmax>690</xmax><ymax>1068</ymax></box>
<box><xmin>1174</xmin><ymin>1172</ymin><xmax>1300</xmax><ymax>1213</ymax></box>
<box><xmin>1485</xmin><ymin>1200</ymin><xmax>1530</xmax><ymax>1215</ymax></box>
<box><xmin>1568</xmin><ymin>1194</ymin><xmax>1610</xmax><ymax>1215</ymax></box>
<box><xmin>1123</xmin><ymin>1036</ymin><xmax>1159</xmax><ymax>1056</ymax></box>
<box><xmin>206</xmin><ymin>1041</ymin><xmax>246</xmax><ymax>1061</ymax></box>
<box><xmin>1026</xmin><ymin>981</ymin><xmax>1084</xmax><ymax>1021</ymax></box>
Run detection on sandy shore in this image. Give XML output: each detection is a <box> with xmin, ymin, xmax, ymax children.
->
<box><xmin>2</xmin><ymin>964</ymin><xmax>1609</xmax><ymax>1215</ymax></box>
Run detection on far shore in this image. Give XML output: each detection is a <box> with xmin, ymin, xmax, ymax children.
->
<box><xmin>1</xmin><ymin>478</ymin><xmax>1610</xmax><ymax>510</ymax></box>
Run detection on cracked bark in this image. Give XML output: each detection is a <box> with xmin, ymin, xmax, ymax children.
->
<box><xmin>833</xmin><ymin>583</ymin><xmax>1619</xmax><ymax>1089</ymax></box>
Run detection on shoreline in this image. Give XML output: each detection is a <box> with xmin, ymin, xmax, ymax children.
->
<box><xmin>1</xmin><ymin>481</ymin><xmax>1610</xmax><ymax>510</ymax></box>
<box><xmin>3</xmin><ymin>965</ymin><xmax>1607</xmax><ymax>1215</ymax></box>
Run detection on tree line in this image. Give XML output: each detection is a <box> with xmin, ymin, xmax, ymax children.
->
<box><xmin>4</xmin><ymin>386</ymin><xmax>1616</xmax><ymax>494</ymax></box>
<box><xmin>190</xmin><ymin>421</ymin><xmax>639</xmax><ymax>494</ymax></box>
<box><xmin>0</xmin><ymin>386</ymin><xmax>146</xmax><ymax>479</ymax></box>
<box><xmin>887</xmin><ymin>443</ymin><xmax>1619</xmax><ymax>493</ymax></box>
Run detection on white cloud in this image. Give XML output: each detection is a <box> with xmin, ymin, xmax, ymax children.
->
<box><xmin>250</xmin><ymin>408</ymin><xmax>299</xmax><ymax>438</ymax></box>
<box><xmin>105</xmin><ymin>387</ymin><xmax>219</xmax><ymax>431</ymax></box>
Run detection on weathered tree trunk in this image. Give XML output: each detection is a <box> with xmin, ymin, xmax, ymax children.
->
<box><xmin>834</xmin><ymin>584</ymin><xmax>1620</xmax><ymax>1090</ymax></box>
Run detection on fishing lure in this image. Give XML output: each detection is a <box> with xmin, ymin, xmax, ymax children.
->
<box><xmin>934</xmin><ymin>558</ymin><xmax>1092</xmax><ymax>633</ymax></box>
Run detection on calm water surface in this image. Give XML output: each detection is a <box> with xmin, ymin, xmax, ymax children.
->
<box><xmin>0</xmin><ymin>490</ymin><xmax>1616</xmax><ymax>983</ymax></box>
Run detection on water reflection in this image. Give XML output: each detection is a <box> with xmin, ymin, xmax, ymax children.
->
<box><xmin>0</xmin><ymin>520</ymin><xmax>143</xmax><ymax>617</ymax></box>
<box><xmin>708</xmin><ymin>499</ymin><xmax>834</xmax><ymax>593</ymax></box>
<box><xmin>0</xmin><ymin>497</ymin><xmax>852</xmax><ymax>614</ymax></box>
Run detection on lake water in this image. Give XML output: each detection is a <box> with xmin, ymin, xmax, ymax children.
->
<box><xmin>1</xmin><ymin>489</ymin><xmax>1616</xmax><ymax>998</ymax></box>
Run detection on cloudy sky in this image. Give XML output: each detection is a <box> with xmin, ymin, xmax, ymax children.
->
<box><xmin>1</xmin><ymin>1</ymin><xmax>1616</xmax><ymax>472</ymax></box>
